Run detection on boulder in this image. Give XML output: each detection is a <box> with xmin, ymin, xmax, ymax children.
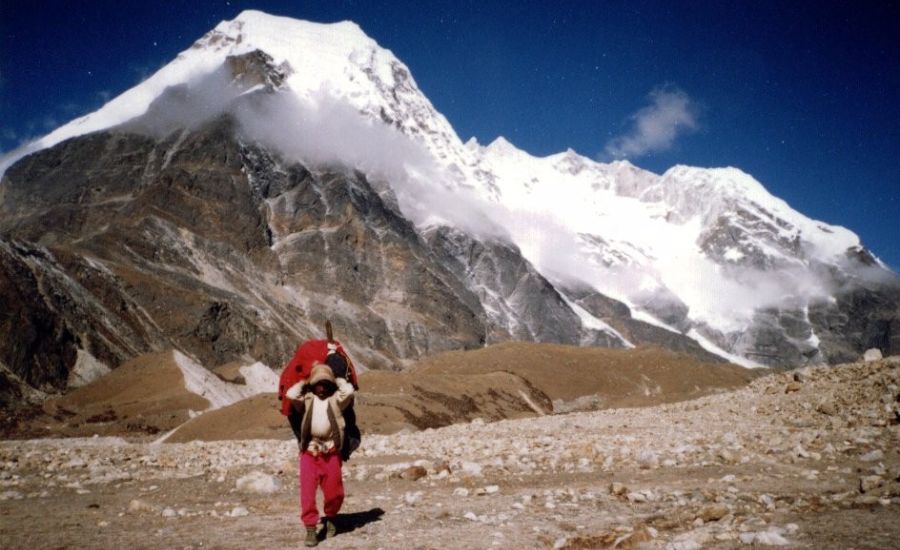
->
<box><xmin>863</xmin><ymin>348</ymin><xmax>883</xmax><ymax>362</ymax></box>
<box><xmin>697</xmin><ymin>504</ymin><xmax>729</xmax><ymax>522</ymax></box>
<box><xmin>400</xmin><ymin>466</ymin><xmax>427</xmax><ymax>481</ymax></box>
<box><xmin>235</xmin><ymin>471</ymin><xmax>281</xmax><ymax>494</ymax></box>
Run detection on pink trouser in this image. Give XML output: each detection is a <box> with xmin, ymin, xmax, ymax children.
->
<box><xmin>299</xmin><ymin>450</ymin><xmax>344</xmax><ymax>527</ymax></box>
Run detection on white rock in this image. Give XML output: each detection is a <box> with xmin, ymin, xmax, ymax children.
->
<box><xmin>463</xmin><ymin>511</ymin><xmax>479</xmax><ymax>521</ymax></box>
<box><xmin>127</xmin><ymin>499</ymin><xmax>152</xmax><ymax>513</ymax></box>
<box><xmin>459</xmin><ymin>461</ymin><xmax>483</xmax><ymax>477</ymax></box>
<box><xmin>859</xmin><ymin>475</ymin><xmax>883</xmax><ymax>493</ymax></box>
<box><xmin>667</xmin><ymin>540</ymin><xmax>702</xmax><ymax>550</ymax></box>
<box><xmin>65</xmin><ymin>458</ymin><xmax>87</xmax><ymax>469</ymax></box>
<box><xmin>758</xmin><ymin>494</ymin><xmax>775</xmax><ymax>510</ymax></box>
<box><xmin>161</xmin><ymin>507</ymin><xmax>177</xmax><ymax>519</ymax></box>
<box><xmin>740</xmin><ymin>530</ymin><xmax>790</xmax><ymax>546</ymax></box>
<box><xmin>755</xmin><ymin>530</ymin><xmax>790</xmax><ymax>546</ymax></box>
<box><xmin>638</xmin><ymin>450</ymin><xmax>660</xmax><ymax>469</ymax></box>
<box><xmin>452</xmin><ymin>487</ymin><xmax>470</xmax><ymax>497</ymax></box>
<box><xmin>235</xmin><ymin>471</ymin><xmax>281</xmax><ymax>494</ymax></box>
<box><xmin>403</xmin><ymin>491</ymin><xmax>423</xmax><ymax>506</ymax></box>
<box><xmin>863</xmin><ymin>348</ymin><xmax>883</xmax><ymax>362</ymax></box>
<box><xmin>484</xmin><ymin>485</ymin><xmax>500</xmax><ymax>494</ymax></box>
<box><xmin>626</xmin><ymin>492</ymin><xmax>647</xmax><ymax>503</ymax></box>
<box><xmin>230</xmin><ymin>506</ymin><xmax>249</xmax><ymax>517</ymax></box>
<box><xmin>860</xmin><ymin>450</ymin><xmax>884</xmax><ymax>462</ymax></box>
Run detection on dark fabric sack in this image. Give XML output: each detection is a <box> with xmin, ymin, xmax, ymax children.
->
<box><xmin>340</xmin><ymin>404</ymin><xmax>361</xmax><ymax>461</ymax></box>
<box><xmin>325</xmin><ymin>353</ymin><xmax>362</xmax><ymax>461</ymax></box>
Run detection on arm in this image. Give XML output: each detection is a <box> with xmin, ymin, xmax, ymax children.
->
<box><xmin>332</xmin><ymin>377</ymin><xmax>355</xmax><ymax>411</ymax></box>
<box><xmin>285</xmin><ymin>380</ymin><xmax>308</xmax><ymax>419</ymax></box>
<box><xmin>285</xmin><ymin>380</ymin><xmax>307</xmax><ymax>400</ymax></box>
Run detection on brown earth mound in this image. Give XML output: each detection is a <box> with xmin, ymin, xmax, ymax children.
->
<box><xmin>412</xmin><ymin>342</ymin><xmax>759</xmax><ymax>410</ymax></box>
<box><xmin>164</xmin><ymin>393</ymin><xmax>289</xmax><ymax>443</ymax></box>
<box><xmin>162</xmin><ymin>343</ymin><xmax>757</xmax><ymax>441</ymax></box>
<box><xmin>355</xmin><ymin>370</ymin><xmax>552</xmax><ymax>433</ymax></box>
<box><xmin>161</xmin><ymin>369</ymin><xmax>552</xmax><ymax>441</ymax></box>
<box><xmin>11</xmin><ymin>343</ymin><xmax>759</xmax><ymax>442</ymax></box>
<box><xmin>38</xmin><ymin>350</ymin><xmax>208</xmax><ymax>437</ymax></box>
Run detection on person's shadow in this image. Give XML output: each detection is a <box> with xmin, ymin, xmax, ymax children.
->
<box><xmin>334</xmin><ymin>507</ymin><xmax>385</xmax><ymax>534</ymax></box>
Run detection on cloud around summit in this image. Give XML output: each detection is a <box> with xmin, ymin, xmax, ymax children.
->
<box><xmin>602</xmin><ymin>86</ymin><xmax>699</xmax><ymax>160</ymax></box>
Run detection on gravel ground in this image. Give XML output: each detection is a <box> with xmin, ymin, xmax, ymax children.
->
<box><xmin>2</xmin><ymin>357</ymin><xmax>899</xmax><ymax>549</ymax></box>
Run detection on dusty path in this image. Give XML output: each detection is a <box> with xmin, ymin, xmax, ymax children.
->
<box><xmin>2</xmin><ymin>358</ymin><xmax>898</xmax><ymax>549</ymax></box>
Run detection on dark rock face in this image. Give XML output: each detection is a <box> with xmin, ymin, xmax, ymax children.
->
<box><xmin>631</xmin><ymin>288</ymin><xmax>691</xmax><ymax>334</ymax></box>
<box><xmin>689</xmin><ymin>269</ymin><xmax>900</xmax><ymax>368</ymax></box>
<box><xmin>698</xmin><ymin>206</ymin><xmax>804</xmax><ymax>271</ymax></box>
<box><xmin>225</xmin><ymin>49</ymin><xmax>291</xmax><ymax>90</ymax></box>
<box><xmin>0</xmin><ymin>116</ymin><xmax>488</xmax><ymax>404</ymax></box>
<box><xmin>809</xmin><ymin>283</ymin><xmax>900</xmax><ymax>364</ymax></box>
<box><xmin>0</xmin><ymin>242</ymin><xmax>77</xmax><ymax>397</ymax></box>
<box><xmin>424</xmin><ymin>226</ymin><xmax>624</xmax><ymax>347</ymax></box>
<box><xmin>731</xmin><ymin>308</ymin><xmax>819</xmax><ymax>368</ymax></box>
<box><xmin>564</xmin><ymin>286</ymin><xmax>727</xmax><ymax>364</ymax></box>
<box><xmin>0</xmin><ymin>238</ymin><xmax>171</xmax><ymax>407</ymax></box>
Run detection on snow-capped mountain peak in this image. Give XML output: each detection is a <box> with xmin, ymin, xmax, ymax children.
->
<box><xmin>2</xmin><ymin>11</ymin><xmax>894</xmax><ymax>370</ymax></box>
<box><xmin>2</xmin><ymin>11</ymin><xmax>465</xmax><ymax>177</ymax></box>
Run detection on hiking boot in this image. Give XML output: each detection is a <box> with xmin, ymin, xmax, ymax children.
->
<box><xmin>324</xmin><ymin>517</ymin><xmax>337</xmax><ymax>538</ymax></box>
<box><xmin>304</xmin><ymin>526</ymin><xmax>318</xmax><ymax>547</ymax></box>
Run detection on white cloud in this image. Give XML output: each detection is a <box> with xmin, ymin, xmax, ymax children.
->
<box><xmin>603</xmin><ymin>86</ymin><xmax>698</xmax><ymax>159</ymax></box>
<box><xmin>233</xmin><ymin>87</ymin><xmax>510</xmax><ymax>240</ymax></box>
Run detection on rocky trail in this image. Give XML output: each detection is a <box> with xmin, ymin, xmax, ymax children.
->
<box><xmin>2</xmin><ymin>357</ymin><xmax>899</xmax><ymax>549</ymax></box>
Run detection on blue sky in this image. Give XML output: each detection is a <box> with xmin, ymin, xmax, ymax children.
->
<box><xmin>2</xmin><ymin>1</ymin><xmax>898</xmax><ymax>268</ymax></box>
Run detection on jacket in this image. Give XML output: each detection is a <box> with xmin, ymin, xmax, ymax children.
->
<box><xmin>286</xmin><ymin>377</ymin><xmax>355</xmax><ymax>454</ymax></box>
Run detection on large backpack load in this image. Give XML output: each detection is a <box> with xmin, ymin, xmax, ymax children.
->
<box><xmin>278</xmin><ymin>335</ymin><xmax>361</xmax><ymax>460</ymax></box>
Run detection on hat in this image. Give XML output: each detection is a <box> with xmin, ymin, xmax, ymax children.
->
<box><xmin>308</xmin><ymin>363</ymin><xmax>336</xmax><ymax>387</ymax></box>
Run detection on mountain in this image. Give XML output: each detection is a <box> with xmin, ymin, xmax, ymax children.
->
<box><xmin>1</xmin><ymin>10</ymin><xmax>898</xmax><ymax>407</ymax></box>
